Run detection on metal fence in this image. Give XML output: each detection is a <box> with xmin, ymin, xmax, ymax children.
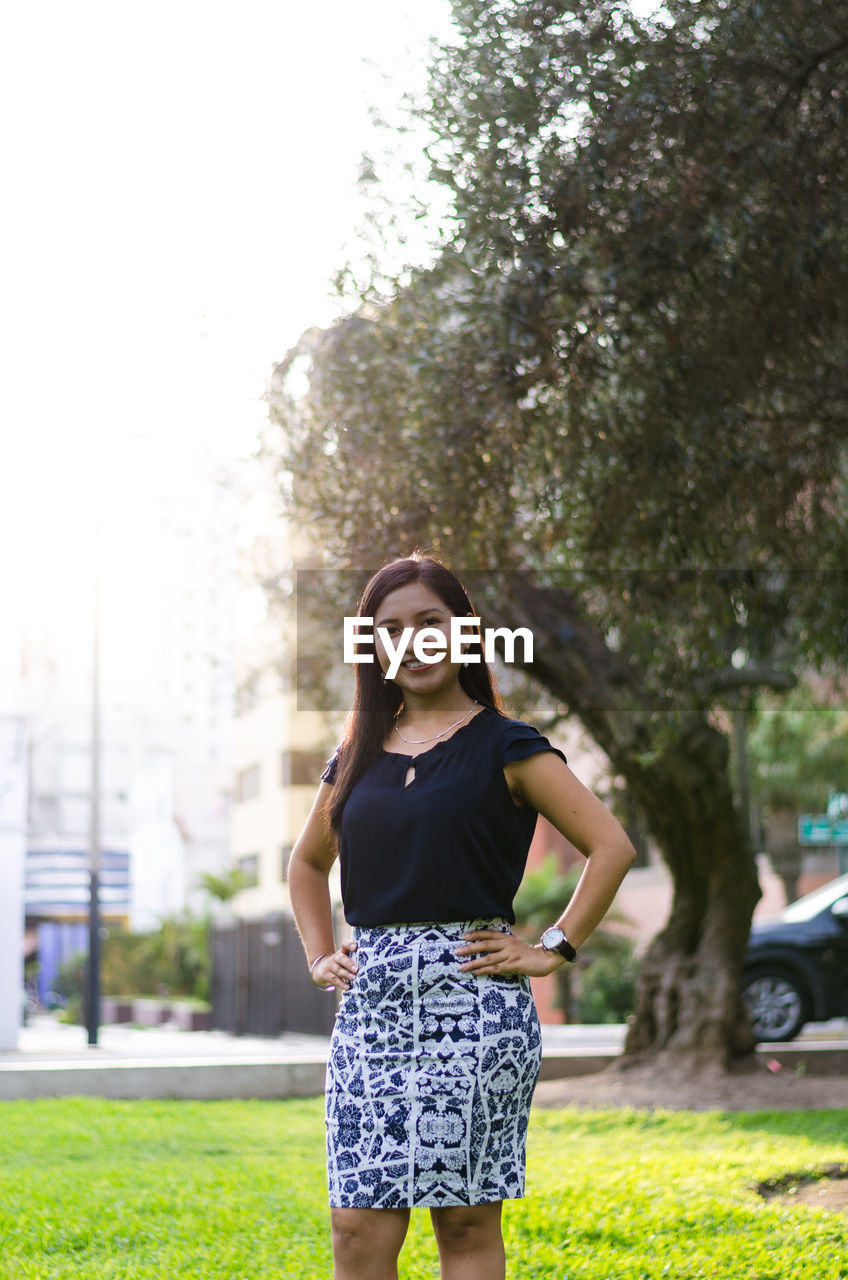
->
<box><xmin>210</xmin><ymin>912</ymin><xmax>337</xmax><ymax>1038</ymax></box>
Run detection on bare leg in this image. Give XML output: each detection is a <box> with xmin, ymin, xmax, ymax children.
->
<box><xmin>430</xmin><ymin>1202</ymin><xmax>506</xmax><ymax>1280</ymax></box>
<box><xmin>330</xmin><ymin>1206</ymin><xmax>410</xmax><ymax>1280</ymax></box>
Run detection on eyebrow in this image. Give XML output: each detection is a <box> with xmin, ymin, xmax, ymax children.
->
<box><xmin>374</xmin><ymin>607</ymin><xmax>448</xmax><ymax>625</ymax></box>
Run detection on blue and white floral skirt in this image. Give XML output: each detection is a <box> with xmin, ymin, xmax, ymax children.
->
<box><xmin>325</xmin><ymin>918</ymin><xmax>542</xmax><ymax>1210</ymax></box>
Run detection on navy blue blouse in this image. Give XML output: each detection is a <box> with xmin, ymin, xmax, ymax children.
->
<box><xmin>321</xmin><ymin>706</ymin><xmax>567</xmax><ymax>926</ymax></box>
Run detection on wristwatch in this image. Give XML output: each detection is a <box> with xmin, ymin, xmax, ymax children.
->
<box><xmin>540</xmin><ymin>926</ymin><xmax>578</xmax><ymax>963</ymax></box>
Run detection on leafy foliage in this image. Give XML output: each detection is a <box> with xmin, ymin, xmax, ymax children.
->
<box><xmin>53</xmin><ymin>917</ymin><xmax>212</xmax><ymax>1022</ymax></box>
<box><xmin>576</xmin><ymin>947</ymin><xmax>639</xmax><ymax>1023</ymax></box>
<box><xmin>512</xmin><ymin>856</ymin><xmax>580</xmax><ymax>935</ymax></box>
<box><xmin>513</xmin><ymin>855</ymin><xmax>638</xmax><ymax>1022</ymax></box>
<box><xmin>101</xmin><ymin>915</ymin><xmax>211</xmax><ymax>1001</ymax></box>
<box><xmin>51</xmin><ymin>952</ymin><xmax>87</xmax><ymax>1024</ymax></box>
<box><xmin>748</xmin><ymin>682</ymin><xmax>848</xmax><ymax>814</ymax></box>
<box><xmin>197</xmin><ymin>867</ymin><xmax>253</xmax><ymax>904</ymax></box>
<box><xmin>270</xmin><ymin>0</ymin><xmax>848</xmax><ymax>707</ymax></box>
<box><xmin>746</xmin><ymin>681</ymin><xmax>848</xmax><ymax>898</ymax></box>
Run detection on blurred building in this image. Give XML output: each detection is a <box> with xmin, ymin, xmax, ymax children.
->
<box><xmin>1</xmin><ymin>555</ymin><xmax>30</xmax><ymax>1048</ymax></box>
<box><xmin>0</xmin><ymin>712</ymin><xmax>27</xmax><ymax>1050</ymax></box>
<box><xmin>229</xmin><ymin>461</ymin><xmax>339</xmax><ymax>919</ymax></box>
<box><xmin>23</xmin><ymin>445</ymin><xmax>238</xmax><ymax>997</ymax></box>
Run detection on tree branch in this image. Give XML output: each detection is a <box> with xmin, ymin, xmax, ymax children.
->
<box><xmin>698</xmin><ymin>666</ymin><xmax>798</xmax><ymax>696</ymax></box>
<box><xmin>769</xmin><ymin>34</ymin><xmax>848</xmax><ymax>124</ymax></box>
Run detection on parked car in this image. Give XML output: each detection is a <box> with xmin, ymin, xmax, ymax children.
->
<box><xmin>742</xmin><ymin>872</ymin><xmax>848</xmax><ymax>1041</ymax></box>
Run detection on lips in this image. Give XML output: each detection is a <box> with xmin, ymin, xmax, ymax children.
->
<box><xmin>401</xmin><ymin>659</ymin><xmax>429</xmax><ymax>672</ymax></box>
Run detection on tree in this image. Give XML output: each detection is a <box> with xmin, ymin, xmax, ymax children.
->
<box><xmin>748</xmin><ymin>684</ymin><xmax>848</xmax><ymax>902</ymax></box>
<box><xmin>198</xmin><ymin>868</ymin><xmax>253</xmax><ymax>906</ymax></box>
<box><xmin>265</xmin><ymin>0</ymin><xmax>848</xmax><ymax>1071</ymax></box>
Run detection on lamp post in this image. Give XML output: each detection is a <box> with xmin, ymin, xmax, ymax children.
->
<box><xmin>85</xmin><ymin>434</ymin><xmax>152</xmax><ymax>1046</ymax></box>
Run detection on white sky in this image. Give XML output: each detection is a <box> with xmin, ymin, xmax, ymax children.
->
<box><xmin>0</xmin><ymin>0</ymin><xmax>453</xmax><ymax>657</ymax></box>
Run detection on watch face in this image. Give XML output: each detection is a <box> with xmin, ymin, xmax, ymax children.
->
<box><xmin>542</xmin><ymin>927</ymin><xmax>564</xmax><ymax>949</ymax></box>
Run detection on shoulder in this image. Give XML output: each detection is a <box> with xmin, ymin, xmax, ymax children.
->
<box><xmin>483</xmin><ymin>708</ymin><xmax>568</xmax><ymax>767</ymax></box>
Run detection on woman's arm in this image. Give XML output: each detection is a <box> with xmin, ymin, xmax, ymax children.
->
<box><xmin>508</xmin><ymin>751</ymin><xmax>638</xmax><ymax>950</ymax></box>
<box><xmin>288</xmin><ymin>781</ymin><xmax>358</xmax><ymax>991</ymax></box>
<box><xmin>457</xmin><ymin>752</ymin><xmax>636</xmax><ymax>978</ymax></box>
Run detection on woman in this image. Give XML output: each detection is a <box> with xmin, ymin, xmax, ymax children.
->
<box><xmin>289</xmin><ymin>555</ymin><xmax>635</xmax><ymax>1280</ymax></box>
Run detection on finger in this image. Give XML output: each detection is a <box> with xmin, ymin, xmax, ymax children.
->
<box><xmin>461</xmin><ymin>942</ymin><xmax>512</xmax><ymax>958</ymax></box>
<box><xmin>465</xmin><ymin>961</ymin><xmax>506</xmax><ymax>976</ymax></box>
<box><xmin>456</xmin><ymin>939</ymin><xmax>502</xmax><ymax>955</ymax></box>
<box><xmin>459</xmin><ymin>953</ymin><xmax>508</xmax><ymax>971</ymax></box>
<box><xmin>460</xmin><ymin>943</ymin><xmax>522</xmax><ymax>968</ymax></box>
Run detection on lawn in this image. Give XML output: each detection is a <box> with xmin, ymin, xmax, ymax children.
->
<box><xmin>0</xmin><ymin>1098</ymin><xmax>846</xmax><ymax>1279</ymax></box>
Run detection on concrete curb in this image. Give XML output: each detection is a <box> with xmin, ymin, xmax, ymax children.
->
<box><xmin>539</xmin><ymin>1042</ymin><xmax>848</xmax><ymax>1080</ymax></box>
<box><xmin>757</xmin><ymin>1043</ymin><xmax>848</xmax><ymax>1078</ymax></box>
<box><xmin>0</xmin><ymin>1056</ymin><xmax>329</xmax><ymax>1101</ymax></box>
<box><xmin>1</xmin><ymin>1037</ymin><xmax>844</xmax><ymax>1102</ymax></box>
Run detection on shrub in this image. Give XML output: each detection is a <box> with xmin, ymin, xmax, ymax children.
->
<box><xmin>48</xmin><ymin>915</ymin><xmax>211</xmax><ymax>1025</ymax></box>
<box><xmin>576</xmin><ymin>944</ymin><xmax>639</xmax><ymax>1024</ymax></box>
<box><xmin>101</xmin><ymin>914</ymin><xmax>211</xmax><ymax>1001</ymax></box>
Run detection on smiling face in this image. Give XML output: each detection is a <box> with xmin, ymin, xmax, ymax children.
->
<box><xmin>373</xmin><ymin>581</ymin><xmax>467</xmax><ymax>697</ymax></box>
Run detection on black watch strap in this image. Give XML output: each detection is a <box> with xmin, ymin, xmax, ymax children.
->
<box><xmin>541</xmin><ymin>926</ymin><xmax>578</xmax><ymax>963</ymax></box>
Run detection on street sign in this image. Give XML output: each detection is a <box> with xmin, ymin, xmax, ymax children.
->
<box><xmin>798</xmin><ymin>815</ymin><xmax>848</xmax><ymax>845</ymax></box>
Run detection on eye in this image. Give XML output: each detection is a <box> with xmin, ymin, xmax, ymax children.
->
<box><xmin>425</xmin><ymin>616</ymin><xmax>443</xmax><ymax>626</ymax></box>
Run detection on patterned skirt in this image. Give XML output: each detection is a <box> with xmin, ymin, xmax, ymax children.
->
<box><xmin>325</xmin><ymin>918</ymin><xmax>542</xmax><ymax>1209</ymax></box>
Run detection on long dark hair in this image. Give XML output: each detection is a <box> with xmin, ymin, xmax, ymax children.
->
<box><xmin>328</xmin><ymin>554</ymin><xmax>503</xmax><ymax>834</ymax></box>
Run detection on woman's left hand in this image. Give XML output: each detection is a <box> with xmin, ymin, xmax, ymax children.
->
<box><xmin>456</xmin><ymin>930</ymin><xmax>564</xmax><ymax>978</ymax></box>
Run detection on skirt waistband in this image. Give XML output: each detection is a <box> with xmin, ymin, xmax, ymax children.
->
<box><xmin>352</xmin><ymin>917</ymin><xmax>511</xmax><ymax>940</ymax></box>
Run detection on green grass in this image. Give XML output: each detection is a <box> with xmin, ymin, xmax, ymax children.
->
<box><xmin>0</xmin><ymin>1099</ymin><xmax>846</xmax><ymax>1278</ymax></box>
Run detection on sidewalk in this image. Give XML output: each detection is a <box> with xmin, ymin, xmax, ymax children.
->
<box><xmin>8</xmin><ymin>1016</ymin><xmax>332</xmax><ymax>1063</ymax></box>
<box><xmin>1</xmin><ymin>1016</ymin><xmax>332</xmax><ymax>1102</ymax></box>
<box><xmin>1</xmin><ymin>1016</ymin><xmax>844</xmax><ymax>1101</ymax></box>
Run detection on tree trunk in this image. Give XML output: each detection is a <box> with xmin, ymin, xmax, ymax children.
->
<box><xmin>764</xmin><ymin>808</ymin><xmax>802</xmax><ymax>905</ymax></box>
<box><xmin>483</xmin><ymin>575</ymin><xmax>762</xmax><ymax>1071</ymax></box>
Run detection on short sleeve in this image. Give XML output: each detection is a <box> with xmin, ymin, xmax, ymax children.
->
<box><xmin>500</xmin><ymin>719</ymin><xmax>567</xmax><ymax>768</ymax></box>
<box><xmin>321</xmin><ymin>748</ymin><xmax>340</xmax><ymax>785</ymax></box>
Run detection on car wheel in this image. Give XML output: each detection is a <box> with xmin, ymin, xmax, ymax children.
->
<box><xmin>742</xmin><ymin>968</ymin><xmax>809</xmax><ymax>1042</ymax></box>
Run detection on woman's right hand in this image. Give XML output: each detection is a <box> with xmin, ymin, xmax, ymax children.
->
<box><xmin>311</xmin><ymin>940</ymin><xmax>358</xmax><ymax>991</ymax></box>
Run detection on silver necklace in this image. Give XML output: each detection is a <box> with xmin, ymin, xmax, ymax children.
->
<box><xmin>393</xmin><ymin>700</ymin><xmax>479</xmax><ymax>745</ymax></box>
